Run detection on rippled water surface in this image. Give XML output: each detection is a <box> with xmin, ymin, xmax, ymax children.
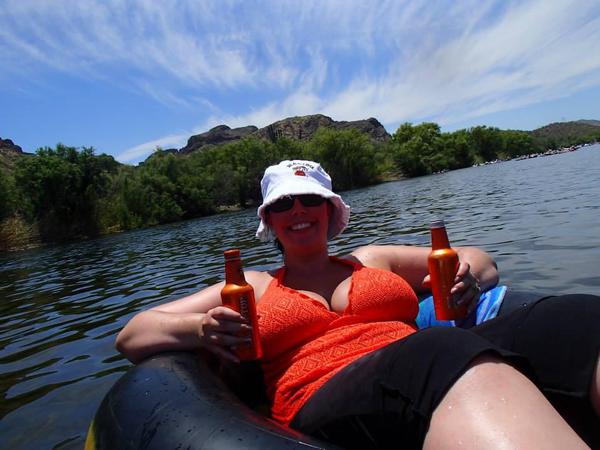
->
<box><xmin>1</xmin><ymin>145</ymin><xmax>599</xmax><ymax>448</ymax></box>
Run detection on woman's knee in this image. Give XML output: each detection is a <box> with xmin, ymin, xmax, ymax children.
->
<box><xmin>427</xmin><ymin>357</ymin><xmax>590</xmax><ymax>449</ymax></box>
<box><xmin>447</xmin><ymin>354</ymin><xmax>522</xmax><ymax>396</ymax></box>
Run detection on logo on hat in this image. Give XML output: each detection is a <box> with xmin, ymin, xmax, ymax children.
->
<box><xmin>290</xmin><ymin>163</ymin><xmax>311</xmax><ymax>177</ymax></box>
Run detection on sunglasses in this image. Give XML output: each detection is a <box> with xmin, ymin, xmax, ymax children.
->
<box><xmin>267</xmin><ymin>194</ymin><xmax>327</xmax><ymax>213</ymax></box>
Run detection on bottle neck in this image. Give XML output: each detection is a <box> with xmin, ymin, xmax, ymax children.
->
<box><xmin>225</xmin><ymin>257</ymin><xmax>247</xmax><ymax>285</ymax></box>
<box><xmin>431</xmin><ymin>226</ymin><xmax>451</xmax><ymax>249</ymax></box>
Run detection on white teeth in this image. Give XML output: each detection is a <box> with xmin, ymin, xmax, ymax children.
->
<box><xmin>290</xmin><ymin>222</ymin><xmax>311</xmax><ymax>231</ymax></box>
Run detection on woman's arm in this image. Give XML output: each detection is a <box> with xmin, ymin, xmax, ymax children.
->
<box><xmin>116</xmin><ymin>271</ymin><xmax>268</xmax><ymax>363</ymax></box>
<box><xmin>352</xmin><ymin>245</ymin><xmax>498</xmax><ymax>291</ymax></box>
<box><xmin>454</xmin><ymin>246</ymin><xmax>499</xmax><ymax>290</ymax></box>
<box><xmin>352</xmin><ymin>245</ymin><xmax>498</xmax><ymax>311</ymax></box>
<box><xmin>115</xmin><ymin>282</ymin><xmax>228</xmax><ymax>363</ymax></box>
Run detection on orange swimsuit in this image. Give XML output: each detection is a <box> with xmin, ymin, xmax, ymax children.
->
<box><xmin>257</xmin><ymin>257</ymin><xmax>419</xmax><ymax>425</ymax></box>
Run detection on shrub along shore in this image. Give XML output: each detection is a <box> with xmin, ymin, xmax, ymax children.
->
<box><xmin>1</xmin><ymin>121</ymin><xmax>599</xmax><ymax>252</ymax></box>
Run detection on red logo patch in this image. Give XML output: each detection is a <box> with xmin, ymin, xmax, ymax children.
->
<box><xmin>294</xmin><ymin>170</ymin><xmax>306</xmax><ymax>176</ymax></box>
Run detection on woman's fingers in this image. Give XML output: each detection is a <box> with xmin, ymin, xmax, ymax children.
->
<box><xmin>455</xmin><ymin>282</ymin><xmax>480</xmax><ymax>304</ymax></box>
<box><xmin>201</xmin><ymin>306</ymin><xmax>250</xmax><ymax>334</ymax></box>
<box><xmin>423</xmin><ymin>261</ymin><xmax>480</xmax><ymax>312</ymax></box>
<box><xmin>451</xmin><ymin>279</ymin><xmax>481</xmax><ymax>310</ymax></box>
<box><xmin>421</xmin><ymin>274</ymin><xmax>431</xmax><ymax>289</ymax></box>
<box><xmin>198</xmin><ymin>306</ymin><xmax>253</xmax><ymax>363</ymax></box>
<box><xmin>450</xmin><ymin>262</ymin><xmax>481</xmax><ymax>311</ymax></box>
<box><xmin>203</xmin><ymin>317</ymin><xmax>251</xmax><ymax>335</ymax></box>
<box><xmin>205</xmin><ymin>329</ymin><xmax>252</xmax><ymax>347</ymax></box>
<box><xmin>203</xmin><ymin>343</ymin><xmax>240</xmax><ymax>363</ymax></box>
<box><xmin>209</xmin><ymin>306</ymin><xmax>248</xmax><ymax>322</ymax></box>
<box><xmin>454</xmin><ymin>262</ymin><xmax>470</xmax><ymax>281</ymax></box>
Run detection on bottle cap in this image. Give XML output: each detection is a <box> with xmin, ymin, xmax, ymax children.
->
<box><xmin>224</xmin><ymin>249</ymin><xmax>241</xmax><ymax>260</ymax></box>
<box><xmin>430</xmin><ymin>219</ymin><xmax>446</xmax><ymax>229</ymax></box>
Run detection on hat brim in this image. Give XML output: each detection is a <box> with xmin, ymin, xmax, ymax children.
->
<box><xmin>256</xmin><ymin>178</ymin><xmax>350</xmax><ymax>242</ymax></box>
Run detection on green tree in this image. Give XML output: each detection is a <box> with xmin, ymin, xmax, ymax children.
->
<box><xmin>390</xmin><ymin>123</ymin><xmax>444</xmax><ymax>176</ymax></box>
<box><xmin>226</xmin><ymin>137</ymin><xmax>279</xmax><ymax>206</ymax></box>
<box><xmin>14</xmin><ymin>144</ymin><xmax>118</xmax><ymax>240</ymax></box>
<box><xmin>501</xmin><ymin>131</ymin><xmax>538</xmax><ymax>158</ymax></box>
<box><xmin>272</xmin><ymin>136</ymin><xmax>305</xmax><ymax>161</ymax></box>
<box><xmin>136</xmin><ymin>153</ymin><xmax>184</xmax><ymax>223</ymax></box>
<box><xmin>304</xmin><ymin>128</ymin><xmax>378</xmax><ymax>191</ymax></box>
<box><xmin>0</xmin><ymin>171</ymin><xmax>16</xmax><ymax>219</ymax></box>
<box><xmin>443</xmin><ymin>130</ymin><xmax>475</xmax><ymax>169</ymax></box>
<box><xmin>393</xmin><ymin>137</ymin><xmax>429</xmax><ymax>176</ymax></box>
<box><xmin>468</xmin><ymin>126</ymin><xmax>504</xmax><ymax>162</ymax></box>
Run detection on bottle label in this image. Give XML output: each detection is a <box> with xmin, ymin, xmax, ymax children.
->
<box><xmin>239</xmin><ymin>294</ymin><xmax>249</xmax><ymax>320</ymax></box>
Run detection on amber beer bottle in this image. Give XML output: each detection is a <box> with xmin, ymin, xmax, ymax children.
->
<box><xmin>428</xmin><ymin>220</ymin><xmax>467</xmax><ymax>321</ymax></box>
<box><xmin>220</xmin><ymin>249</ymin><xmax>263</xmax><ymax>360</ymax></box>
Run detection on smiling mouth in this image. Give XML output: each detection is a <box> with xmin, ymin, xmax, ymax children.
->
<box><xmin>290</xmin><ymin>222</ymin><xmax>312</xmax><ymax>231</ymax></box>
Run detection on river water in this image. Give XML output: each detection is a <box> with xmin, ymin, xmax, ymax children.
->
<box><xmin>1</xmin><ymin>144</ymin><xmax>599</xmax><ymax>449</ymax></box>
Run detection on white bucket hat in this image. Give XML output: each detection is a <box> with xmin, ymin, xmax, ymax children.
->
<box><xmin>256</xmin><ymin>160</ymin><xmax>350</xmax><ymax>241</ymax></box>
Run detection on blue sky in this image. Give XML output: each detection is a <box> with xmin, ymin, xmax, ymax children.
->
<box><xmin>1</xmin><ymin>0</ymin><xmax>599</xmax><ymax>164</ymax></box>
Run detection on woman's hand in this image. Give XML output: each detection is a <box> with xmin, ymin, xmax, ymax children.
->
<box><xmin>198</xmin><ymin>306</ymin><xmax>252</xmax><ymax>363</ymax></box>
<box><xmin>422</xmin><ymin>261</ymin><xmax>482</xmax><ymax>315</ymax></box>
<box><xmin>449</xmin><ymin>262</ymin><xmax>481</xmax><ymax>315</ymax></box>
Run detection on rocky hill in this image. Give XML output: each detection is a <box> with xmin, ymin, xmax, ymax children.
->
<box><xmin>576</xmin><ymin>119</ymin><xmax>600</xmax><ymax>127</ymax></box>
<box><xmin>252</xmin><ymin>114</ymin><xmax>390</xmax><ymax>143</ymax></box>
<box><xmin>529</xmin><ymin>120</ymin><xmax>600</xmax><ymax>141</ymax></box>
<box><xmin>526</xmin><ymin>120</ymin><xmax>600</xmax><ymax>150</ymax></box>
<box><xmin>0</xmin><ymin>138</ymin><xmax>24</xmax><ymax>155</ymax></box>
<box><xmin>179</xmin><ymin>125</ymin><xmax>258</xmax><ymax>154</ymax></box>
<box><xmin>0</xmin><ymin>138</ymin><xmax>27</xmax><ymax>171</ymax></box>
<box><xmin>177</xmin><ymin>114</ymin><xmax>390</xmax><ymax>155</ymax></box>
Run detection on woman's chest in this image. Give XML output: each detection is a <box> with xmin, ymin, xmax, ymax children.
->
<box><xmin>261</xmin><ymin>265</ymin><xmax>417</xmax><ymax>318</ymax></box>
<box><xmin>295</xmin><ymin>275</ymin><xmax>352</xmax><ymax>312</ymax></box>
<box><xmin>257</xmin><ymin>267</ymin><xmax>419</xmax><ymax>360</ymax></box>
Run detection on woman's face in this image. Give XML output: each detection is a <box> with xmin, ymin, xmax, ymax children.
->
<box><xmin>266</xmin><ymin>195</ymin><xmax>331</xmax><ymax>253</ymax></box>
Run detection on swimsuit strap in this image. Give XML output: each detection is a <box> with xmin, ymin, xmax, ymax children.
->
<box><xmin>273</xmin><ymin>256</ymin><xmax>361</xmax><ymax>285</ymax></box>
<box><xmin>329</xmin><ymin>255</ymin><xmax>363</xmax><ymax>270</ymax></box>
<box><xmin>273</xmin><ymin>266</ymin><xmax>286</xmax><ymax>283</ymax></box>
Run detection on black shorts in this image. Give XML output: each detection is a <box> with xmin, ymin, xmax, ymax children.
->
<box><xmin>290</xmin><ymin>294</ymin><xmax>600</xmax><ymax>449</ymax></box>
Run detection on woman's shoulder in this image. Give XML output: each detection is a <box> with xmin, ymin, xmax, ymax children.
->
<box><xmin>245</xmin><ymin>270</ymin><xmax>278</xmax><ymax>300</ymax></box>
<box><xmin>350</xmin><ymin>244</ymin><xmax>428</xmax><ymax>266</ymax></box>
<box><xmin>245</xmin><ymin>270</ymin><xmax>276</xmax><ymax>284</ymax></box>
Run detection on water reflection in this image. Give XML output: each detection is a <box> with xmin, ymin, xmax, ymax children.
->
<box><xmin>0</xmin><ymin>145</ymin><xmax>599</xmax><ymax>448</ymax></box>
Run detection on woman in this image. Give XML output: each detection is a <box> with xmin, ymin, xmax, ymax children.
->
<box><xmin>117</xmin><ymin>160</ymin><xmax>600</xmax><ymax>449</ymax></box>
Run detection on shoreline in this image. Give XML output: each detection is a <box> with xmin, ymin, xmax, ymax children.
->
<box><xmin>471</xmin><ymin>142</ymin><xmax>597</xmax><ymax>168</ymax></box>
<box><xmin>2</xmin><ymin>142</ymin><xmax>598</xmax><ymax>254</ymax></box>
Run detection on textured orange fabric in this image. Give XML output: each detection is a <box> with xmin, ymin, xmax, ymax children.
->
<box><xmin>257</xmin><ymin>257</ymin><xmax>419</xmax><ymax>425</ymax></box>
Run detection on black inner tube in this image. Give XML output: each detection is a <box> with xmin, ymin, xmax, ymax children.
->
<box><xmin>89</xmin><ymin>352</ymin><xmax>341</xmax><ymax>449</ymax></box>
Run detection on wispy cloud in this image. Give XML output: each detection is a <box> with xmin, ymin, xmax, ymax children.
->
<box><xmin>2</xmin><ymin>0</ymin><xmax>599</xmax><ymax>163</ymax></box>
<box><xmin>116</xmin><ymin>132</ymin><xmax>190</xmax><ymax>163</ymax></box>
<box><xmin>200</xmin><ymin>0</ymin><xmax>600</xmax><ymax>131</ymax></box>
<box><xmin>136</xmin><ymin>80</ymin><xmax>197</xmax><ymax>110</ymax></box>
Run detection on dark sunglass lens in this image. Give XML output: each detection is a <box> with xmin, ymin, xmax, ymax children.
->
<box><xmin>267</xmin><ymin>195</ymin><xmax>326</xmax><ymax>213</ymax></box>
<box><xmin>298</xmin><ymin>195</ymin><xmax>326</xmax><ymax>207</ymax></box>
<box><xmin>268</xmin><ymin>196</ymin><xmax>295</xmax><ymax>213</ymax></box>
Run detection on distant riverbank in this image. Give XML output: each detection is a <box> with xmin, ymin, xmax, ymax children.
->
<box><xmin>2</xmin><ymin>120</ymin><xmax>599</xmax><ymax>253</ymax></box>
<box><xmin>471</xmin><ymin>141</ymin><xmax>597</xmax><ymax>167</ymax></box>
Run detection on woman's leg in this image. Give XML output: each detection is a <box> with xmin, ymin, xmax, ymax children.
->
<box><xmin>292</xmin><ymin>310</ymin><xmax>599</xmax><ymax>449</ymax></box>
<box><xmin>424</xmin><ymin>355</ymin><xmax>588</xmax><ymax>450</ymax></box>
<box><xmin>292</xmin><ymin>327</ymin><xmax>544</xmax><ymax>449</ymax></box>
<box><xmin>472</xmin><ymin>293</ymin><xmax>600</xmax><ymax>444</ymax></box>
